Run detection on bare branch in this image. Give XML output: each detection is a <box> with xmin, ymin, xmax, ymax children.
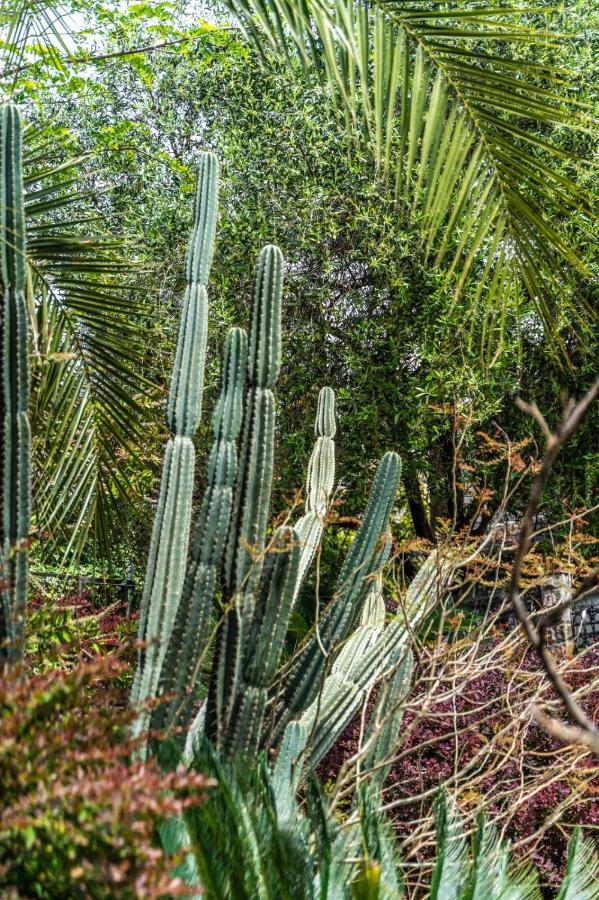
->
<box><xmin>509</xmin><ymin>377</ymin><xmax>599</xmax><ymax>755</ymax></box>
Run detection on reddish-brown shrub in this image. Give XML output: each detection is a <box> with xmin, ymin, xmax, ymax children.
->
<box><xmin>0</xmin><ymin>653</ymin><xmax>210</xmax><ymax>899</ymax></box>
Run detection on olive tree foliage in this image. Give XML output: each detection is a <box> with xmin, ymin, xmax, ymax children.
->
<box><xmin>13</xmin><ymin>1</ymin><xmax>597</xmax><ymax>561</ymax></box>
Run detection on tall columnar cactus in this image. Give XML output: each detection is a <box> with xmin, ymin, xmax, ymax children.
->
<box><xmin>294</xmin><ymin>386</ymin><xmax>336</xmax><ymax>596</ymax></box>
<box><xmin>153</xmin><ymin>326</ymin><xmax>248</xmax><ymax>735</ymax></box>
<box><xmin>132</xmin><ymin>156</ymin><xmax>449</xmax><ymax>777</ymax></box>
<box><xmin>205</xmin><ymin>245</ymin><xmax>283</xmax><ymax>750</ymax></box>
<box><xmin>0</xmin><ymin>104</ymin><xmax>31</xmax><ymax>665</ymax></box>
<box><xmin>131</xmin><ymin>152</ymin><xmax>218</xmax><ymax>731</ymax></box>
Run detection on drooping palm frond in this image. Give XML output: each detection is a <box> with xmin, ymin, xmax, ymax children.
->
<box><xmin>0</xmin><ymin>0</ymin><xmax>72</xmax><ymax>87</ymax></box>
<box><xmin>225</xmin><ymin>0</ymin><xmax>596</xmax><ymax>355</ymax></box>
<box><xmin>21</xmin><ymin>124</ymin><xmax>148</xmax><ymax>565</ymax></box>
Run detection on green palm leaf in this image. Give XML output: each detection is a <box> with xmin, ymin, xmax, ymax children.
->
<box><xmin>556</xmin><ymin>826</ymin><xmax>599</xmax><ymax>900</ymax></box>
<box><xmin>0</xmin><ymin>0</ymin><xmax>71</xmax><ymax>86</ymax></box>
<box><xmin>21</xmin><ymin>125</ymin><xmax>147</xmax><ymax>565</ymax></box>
<box><xmin>225</xmin><ymin>0</ymin><xmax>596</xmax><ymax>355</ymax></box>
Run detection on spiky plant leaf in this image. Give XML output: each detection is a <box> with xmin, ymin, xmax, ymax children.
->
<box><xmin>430</xmin><ymin>789</ymin><xmax>469</xmax><ymax>900</ymax></box>
<box><xmin>465</xmin><ymin>810</ymin><xmax>540</xmax><ymax>900</ymax></box>
<box><xmin>225</xmin><ymin>0</ymin><xmax>596</xmax><ymax>355</ymax></box>
<box><xmin>22</xmin><ymin>125</ymin><xmax>147</xmax><ymax>565</ymax></box>
<box><xmin>556</xmin><ymin>827</ymin><xmax>599</xmax><ymax>900</ymax></box>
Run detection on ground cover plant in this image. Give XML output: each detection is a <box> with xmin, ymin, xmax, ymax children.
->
<box><xmin>0</xmin><ymin>0</ymin><xmax>598</xmax><ymax>896</ymax></box>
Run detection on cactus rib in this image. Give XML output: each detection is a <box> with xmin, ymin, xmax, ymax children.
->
<box><xmin>0</xmin><ymin>103</ymin><xmax>31</xmax><ymax>664</ymax></box>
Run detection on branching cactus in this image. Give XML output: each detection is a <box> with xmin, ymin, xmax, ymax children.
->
<box><xmin>131</xmin><ymin>152</ymin><xmax>218</xmax><ymax>734</ymax></box>
<box><xmin>131</xmin><ymin>154</ymin><xmax>448</xmax><ymax>770</ymax></box>
<box><xmin>0</xmin><ymin>104</ymin><xmax>31</xmax><ymax>665</ymax></box>
<box><xmin>269</xmin><ymin>451</ymin><xmax>402</xmax><ymax>743</ymax></box>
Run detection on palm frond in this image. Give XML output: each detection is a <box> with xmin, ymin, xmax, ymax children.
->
<box><xmin>429</xmin><ymin>789</ymin><xmax>469</xmax><ymax>899</ymax></box>
<box><xmin>467</xmin><ymin>810</ymin><xmax>540</xmax><ymax>899</ymax></box>
<box><xmin>21</xmin><ymin>124</ymin><xmax>148</xmax><ymax>565</ymax></box>
<box><xmin>0</xmin><ymin>1</ymin><xmax>72</xmax><ymax>86</ymax></box>
<box><xmin>556</xmin><ymin>827</ymin><xmax>599</xmax><ymax>900</ymax></box>
<box><xmin>225</xmin><ymin>0</ymin><xmax>596</xmax><ymax>355</ymax></box>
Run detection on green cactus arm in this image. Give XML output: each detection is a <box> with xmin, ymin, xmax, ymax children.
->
<box><xmin>276</xmin><ymin>548</ymin><xmax>448</xmax><ymax>774</ymax></box>
<box><xmin>131</xmin><ymin>436</ymin><xmax>196</xmax><ymax>726</ymax></box>
<box><xmin>0</xmin><ymin>103</ymin><xmax>31</xmax><ymax>664</ymax></box>
<box><xmin>168</xmin><ymin>153</ymin><xmax>218</xmax><ymax>436</ymax></box>
<box><xmin>359</xmin><ymin>551</ymin><xmax>451</xmax><ymax>791</ymax></box>
<box><xmin>272</xmin><ymin>720</ymin><xmax>308</xmax><ymax>818</ymax></box>
<box><xmin>296</xmin><ymin>605</ymin><xmax>387</xmax><ymax>767</ymax></box>
<box><xmin>293</xmin><ymin>387</ymin><xmax>336</xmax><ymax>599</ymax></box>
<box><xmin>223</xmin><ymin>245</ymin><xmax>283</xmax><ymax>595</ymax></box>
<box><xmin>270</xmin><ymin>451</ymin><xmax>401</xmax><ymax>741</ymax></box>
<box><xmin>205</xmin><ymin>245</ymin><xmax>283</xmax><ymax>749</ymax></box>
<box><xmin>153</xmin><ymin>327</ymin><xmax>247</xmax><ymax>735</ymax></box>
<box><xmin>332</xmin><ymin>451</ymin><xmax>401</xmax><ymax>626</ymax></box>
<box><xmin>223</xmin><ymin>526</ymin><xmax>301</xmax><ymax>757</ymax></box>
<box><xmin>247</xmin><ymin>243</ymin><xmax>282</xmax><ymax>390</ymax></box>
<box><xmin>131</xmin><ymin>154</ymin><xmax>218</xmax><ymax>744</ymax></box>
<box><xmin>359</xmin><ymin>649</ymin><xmax>414</xmax><ymax>793</ymax></box>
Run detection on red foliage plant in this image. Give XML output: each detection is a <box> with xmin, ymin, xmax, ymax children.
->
<box><xmin>319</xmin><ymin>637</ymin><xmax>599</xmax><ymax>897</ymax></box>
<box><xmin>0</xmin><ymin>653</ymin><xmax>210</xmax><ymax>899</ymax></box>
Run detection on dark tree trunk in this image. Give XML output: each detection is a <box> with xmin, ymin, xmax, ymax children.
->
<box><xmin>403</xmin><ymin>469</ymin><xmax>435</xmax><ymax>543</ymax></box>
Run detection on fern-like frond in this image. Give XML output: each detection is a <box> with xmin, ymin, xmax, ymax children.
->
<box><xmin>225</xmin><ymin>0</ymin><xmax>596</xmax><ymax>355</ymax></box>
<box><xmin>21</xmin><ymin>126</ymin><xmax>147</xmax><ymax>565</ymax></box>
<box><xmin>556</xmin><ymin>827</ymin><xmax>599</xmax><ymax>900</ymax></box>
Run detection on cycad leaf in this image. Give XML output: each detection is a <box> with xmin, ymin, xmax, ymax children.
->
<box><xmin>430</xmin><ymin>790</ymin><xmax>468</xmax><ymax>900</ymax></box>
<box><xmin>466</xmin><ymin>810</ymin><xmax>540</xmax><ymax>900</ymax></box>
<box><xmin>556</xmin><ymin>827</ymin><xmax>599</xmax><ymax>900</ymax></box>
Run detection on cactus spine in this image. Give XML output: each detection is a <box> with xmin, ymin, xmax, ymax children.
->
<box><xmin>0</xmin><ymin>104</ymin><xmax>31</xmax><ymax>664</ymax></box>
<box><xmin>131</xmin><ymin>153</ymin><xmax>218</xmax><ymax>734</ymax></box>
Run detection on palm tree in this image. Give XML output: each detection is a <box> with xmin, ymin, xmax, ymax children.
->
<box><xmin>2</xmin><ymin>2</ymin><xmax>148</xmax><ymax>564</ymax></box>
<box><xmin>224</xmin><ymin>0</ymin><xmax>595</xmax><ymax>357</ymax></box>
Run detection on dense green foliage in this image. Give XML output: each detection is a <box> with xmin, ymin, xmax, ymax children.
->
<box><xmin>0</xmin><ymin>2</ymin><xmax>597</xmax><ymax>897</ymax></box>
<box><xmin>10</xmin><ymin>1</ymin><xmax>593</xmax><ymax>569</ymax></box>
